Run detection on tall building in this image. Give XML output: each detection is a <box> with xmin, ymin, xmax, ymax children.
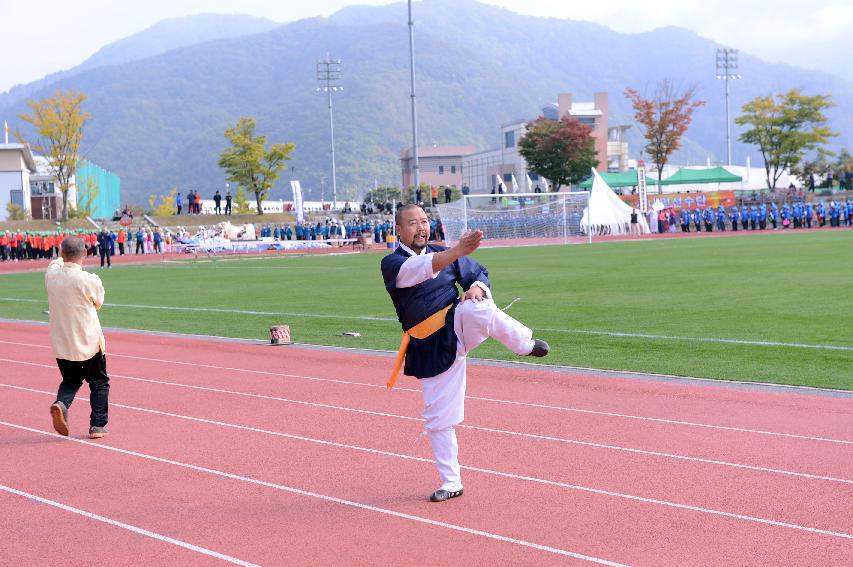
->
<box><xmin>28</xmin><ymin>157</ymin><xmax>120</xmax><ymax>220</ymax></box>
<box><xmin>399</xmin><ymin>145</ymin><xmax>476</xmax><ymax>189</ymax></box>
<box><xmin>557</xmin><ymin>92</ymin><xmax>609</xmax><ymax>173</ymax></box>
<box><xmin>459</xmin><ymin>92</ymin><xmax>630</xmax><ymax>195</ymax></box>
<box><xmin>0</xmin><ymin>143</ymin><xmax>37</xmax><ymax>220</ymax></box>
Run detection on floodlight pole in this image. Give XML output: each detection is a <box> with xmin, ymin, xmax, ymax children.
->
<box><xmin>716</xmin><ymin>48</ymin><xmax>741</xmax><ymax>166</ymax></box>
<box><xmin>408</xmin><ymin>0</ymin><xmax>420</xmax><ymax>195</ymax></box>
<box><xmin>317</xmin><ymin>56</ymin><xmax>342</xmax><ymax>209</ymax></box>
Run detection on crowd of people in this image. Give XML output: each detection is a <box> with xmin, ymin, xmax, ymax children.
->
<box><xmin>174</xmin><ymin>190</ymin><xmax>233</xmax><ymax>215</ymax></box>
<box><xmin>652</xmin><ymin>200</ymin><xmax>853</xmax><ymax>234</ymax></box>
<box><xmin>0</xmin><ymin>215</ymin><xmax>420</xmax><ymax>264</ymax></box>
<box><xmin>0</xmin><ymin>227</ymin><xmax>182</xmax><ymax>267</ymax></box>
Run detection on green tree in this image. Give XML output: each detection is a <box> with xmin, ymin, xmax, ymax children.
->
<box><xmin>70</xmin><ymin>176</ymin><xmax>100</xmax><ymax>219</ymax></box>
<box><xmin>364</xmin><ymin>185</ymin><xmax>402</xmax><ymax>205</ymax></box>
<box><xmin>625</xmin><ymin>81</ymin><xmax>704</xmax><ymax>192</ymax></box>
<box><xmin>233</xmin><ymin>186</ymin><xmax>251</xmax><ymax>214</ymax></box>
<box><xmin>218</xmin><ymin>117</ymin><xmax>295</xmax><ymax>215</ymax></box>
<box><xmin>148</xmin><ymin>188</ymin><xmax>177</xmax><ymax>217</ymax></box>
<box><xmin>5</xmin><ymin>203</ymin><xmax>27</xmax><ymax>221</ymax></box>
<box><xmin>17</xmin><ymin>91</ymin><xmax>91</xmax><ymax>220</ymax></box>
<box><xmin>519</xmin><ymin>116</ymin><xmax>599</xmax><ymax>191</ymax></box>
<box><xmin>736</xmin><ymin>89</ymin><xmax>836</xmax><ymax>189</ymax></box>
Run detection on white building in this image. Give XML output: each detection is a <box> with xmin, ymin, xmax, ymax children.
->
<box><xmin>0</xmin><ymin>142</ymin><xmax>37</xmax><ymax>220</ymax></box>
<box><xmin>460</xmin><ymin>92</ymin><xmax>629</xmax><ymax>195</ymax></box>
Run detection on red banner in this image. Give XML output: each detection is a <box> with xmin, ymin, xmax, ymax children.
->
<box><xmin>622</xmin><ymin>191</ymin><xmax>736</xmax><ymax>211</ymax></box>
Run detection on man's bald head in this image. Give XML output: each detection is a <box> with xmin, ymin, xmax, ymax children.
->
<box><xmin>61</xmin><ymin>235</ymin><xmax>85</xmax><ymax>262</ymax></box>
<box><xmin>395</xmin><ymin>203</ymin><xmax>424</xmax><ymax>226</ymax></box>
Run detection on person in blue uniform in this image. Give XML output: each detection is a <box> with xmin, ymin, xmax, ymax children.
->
<box><xmin>381</xmin><ymin>204</ymin><xmax>548</xmax><ymax>502</ymax></box>
<box><xmin>729</xmin><ymin>206</ymin><xmax>739</xmax><ymax>231</ymax></box>
<box><xmin>680</xmin><ymin>210</ymin><xmax>690</xmax><ymax>232</ymax></box>
<box><xmin>816</xmin><ymin>202</ymin><xmax>826</xmax><ymax>227</ymax></box>
<box><xmin>702</xmin><ymin>207</ymin><xmax>713</xmax><ymax>232</ymax></box>
<box><xmin>770</xmin><ymin>203</ymin><xmax>778</xmax><ymax>229</ymax></box>
<box><xmin>716</xmin><ymin>206</ymin><xmax>726</xmax><ymax>231</ymax></box>
<box><xmin>692</xmin><ymin>208</ymin><xmax>702</xmax><ymax>232</ymax></box>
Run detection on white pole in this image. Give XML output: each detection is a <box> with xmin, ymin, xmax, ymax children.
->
<box><xmin>462</xmin><ymin>193</ymin><xmax>468</xmax><ymax>233</ymax></box>
<box><xmin>408</xmin><ymin>0</ymin><xmax>420</xmax><ymax>193</ymax></box>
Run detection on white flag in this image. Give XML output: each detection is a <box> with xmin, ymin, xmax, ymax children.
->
<box><xmin>511</xmin><ymin>174</ymin><xmax>520</xmax><ymax>193</ymax></box>
<box><xmin>495</xmin><ymin>174</ymin><xmax>506</xmax><ymax>193</ymax></box>
<box><xmin>290</xmin><ymin>180</ymin><xmax>304</xmax><ymax>223</ymax></box>
<box><xmin>526</xmin><ymin>173</ymin><xmax>534</xmax><ymax>192</ymax></box>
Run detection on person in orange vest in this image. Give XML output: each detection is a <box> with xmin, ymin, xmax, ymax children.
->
<box><xmin>116</xmin><ymin>228</ymin><xmax>127</xmax><ymax>256</ymax></box>
<box><xmin>0</xmin><ymin>231</ymin><xmax>9</xmax><ymax>261</ymax></box>
<box><xmin>431</xmin><ymin>185</ymin><xmax>438</xmax><ymax>206</ymax></box>
<box><xmin>14</xmin><ymin>231</ymin><xmax>24</xmax><ymax>261</ymax></box>
<box><xmin>42</xmin><ymin>233</ymin><xmax>52</xmax><ymax>259</ymax></box>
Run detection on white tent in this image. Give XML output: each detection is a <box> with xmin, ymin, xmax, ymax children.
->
<box><xmin>580</xmin><ymin>168</ymin><xmax>651</xmax><ymax>236</ymax></box>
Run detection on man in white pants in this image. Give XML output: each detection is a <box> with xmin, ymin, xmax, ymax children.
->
<box><xmin>381</xmin><ymin>205</ymin><xmax>548</xmax><ymax>502</ymax></box>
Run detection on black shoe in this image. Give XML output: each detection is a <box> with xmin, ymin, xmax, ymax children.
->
<box><xmin>88</xmin><ymin>426</ymin><xmax>109</xmax><ymax>439</ymax></box>
<box><xmin>527</xmin><ymin>339</ymin><xmax>549</xmax><ymax>357</ymax></box>
<box><xmin>430</xmin><ymin>488</ymin><xmax>463</xmax><ymax>502</ymax></box>
<box><xmin>50</xmin><ymin>401</ymin><xmax>68</xmax><ymax>436</ymax></box>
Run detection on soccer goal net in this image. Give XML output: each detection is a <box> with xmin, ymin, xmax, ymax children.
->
<box><xmin>435</xmin><ymin>192</ymin><xmax>592</xmax><ymax>246</ymax></box>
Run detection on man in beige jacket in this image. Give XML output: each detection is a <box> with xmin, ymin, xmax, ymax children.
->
<box><xmin>46</xmin><ymin>235</ymin><xmax>110</xmax><ymax>439</ymax></box>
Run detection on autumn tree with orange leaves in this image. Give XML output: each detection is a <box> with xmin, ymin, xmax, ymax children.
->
<box><xmin>625</xmin><ymin>82</ymin><xmax>704</xmax><ymax>192</ymax></box>
<box><xmin>18</xmin><ymin>91</ymin><xmax>91</xmax><ymax>220</ymax></box>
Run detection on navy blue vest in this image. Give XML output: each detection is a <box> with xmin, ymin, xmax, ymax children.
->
<box><xmin>381</xmin><ymin>244</ymin><xmax>490</xmax><ymax>379</ymax></box>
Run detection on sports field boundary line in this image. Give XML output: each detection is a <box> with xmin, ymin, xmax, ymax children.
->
<box><xmin>0</xmin><ymin>484</ymin><xmax>260</xmax><ymax>566</ymax></box>
<box><xmin>1</xmin><ymin>408</ymin><xmax>851</xmax><ymax>543</ymax></box>
<box><xmin>0</xmin><ymin>419</ymin><xmax>629</xmax><ymax>566</ymax></box>
<box><xmin>3</xmin><ymin>296</ymin><xmax>852</xmax><ymax>352</ymax></box>
<box><xmin>4</xmin><ymin>361</ymin><xmax>850</xmax><ymax>482</ymax></box>
<box><xmin>5</xmin><ymin>345</ymin><xmax>852</xmax><ymax>446</ymax></box>
<box><xmin>1</xmin><ymin>318</ymin><xmax>850</xmax><ymax>397</ymax></box>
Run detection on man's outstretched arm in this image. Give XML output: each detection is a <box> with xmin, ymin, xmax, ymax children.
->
<box><xmin>431</xmin><ymin>230</ymin><xmax>483</xmax><ymax>273</ymax></box>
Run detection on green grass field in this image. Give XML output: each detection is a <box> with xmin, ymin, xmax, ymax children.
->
<box><xmin>1</xmin><ymin>230</ymin><xmax>851</xmax><ymax>390</ymax></box>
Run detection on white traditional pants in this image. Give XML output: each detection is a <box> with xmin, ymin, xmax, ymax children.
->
<box><xmin>420</xmin><ymin>298</ymin><xmax>534</xmax><ymax>491</ymax></box>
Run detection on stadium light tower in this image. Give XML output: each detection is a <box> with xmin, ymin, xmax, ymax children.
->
<box><xmin>317</xmin><ymin>56</ymin><xmax>342</xmax><ymax>209</ymax></box>
<box><xmin>716</xmin><ymin>48</ymin><xmax>741</xmax><ymax>166</ymax></box>
<box><xmin>407</xmin><ymin>0</ymin><xmax>420</xmax><ymax>194</ymax></box>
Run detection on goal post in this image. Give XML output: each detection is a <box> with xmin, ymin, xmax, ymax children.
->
<box><xmin>435</xmin><ymin>191</ymin><xmax>592</xmax><ymax>246</ymax></box>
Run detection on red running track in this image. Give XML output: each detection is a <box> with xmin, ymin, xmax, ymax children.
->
<box><xmin>0</xmin><ymin>322</ymin><xmax>851</xmax><ymax>566</ymax></box>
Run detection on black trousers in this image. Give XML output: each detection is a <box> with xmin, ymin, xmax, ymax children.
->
<box><xmin>56</xmin><ymin>352</ymin><xmax>109</xmax><ymax>427</ymax></box>
<box><xmin>100</xmin><ymin>249</ymin><xmax>111</xmax><ymax>267</ymax></box>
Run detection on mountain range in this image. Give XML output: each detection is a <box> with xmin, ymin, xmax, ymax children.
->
<box><xmin>2</xmin><ymin>0</ymin><xmax>850</xmax><ymax>204</ymax></box>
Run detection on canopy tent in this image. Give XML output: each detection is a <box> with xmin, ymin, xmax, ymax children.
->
<box><xmin>578</xmin><ymin>170</ymin><xmax>639</xmax><ymax>189</ymax></box>
<box><xmin>580</xmin><ymin>169</ymin><xmax>650</xmax><ymax>236</ymax></box>
<box><xmin>659</xmin><ymin>166</ymin><xmax>742</xmax><ymax>185</ymax></box>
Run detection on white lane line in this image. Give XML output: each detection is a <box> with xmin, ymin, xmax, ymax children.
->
<box><xmin>0</xmin><ymin>297</ymin><xmax>396</xmax><ymax>322</ymax></box>
<box><xmin>538</xmin><ymin>327</ymin><xmax>853</xmax><ymax>352</ymax></box>
<box><xmin>0</xmin><ymin>484</ymin><xmax>260</xmax><ymax>566</ymax></box>
<box><xmin>0</xmin><ymin>343</ymin><xmax>849</xmax><ymax>446</ymax></box>
<box><xmin>0</xmin><ymin>420</ymin><xmax>628</xmax><ymax>566</ymax></box>
<box><xmin>2</xmin><ymin>385</ymin><xmax>852</xmax><ymax>542</ymax></box>
<box><xmin>2</xmin><ymin>360</ymin><xmax>850</xmax><ymax>485</ymax></box>
<box><xmin>4</xmin><ymin>296</ymin><xmax>851</xmax><ymax>351</ymax></box>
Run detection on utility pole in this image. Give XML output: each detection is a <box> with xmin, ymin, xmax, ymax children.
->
<box><xmin>716</xmin><ymin>48</ymin><xmax>741</xmax><ymax>166</ymax></box>
<box><xmin>317</xmin><ymin>56</ymin><xmax>342</xmax><ymax>209</ymax></box>
<box><xmin>407</xmin><ymin>0</ymin><xmax>420</xmax><ymax>195</ymax></box>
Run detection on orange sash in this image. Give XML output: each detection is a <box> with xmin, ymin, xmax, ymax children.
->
<box><xmin>386</xmin><ymin>303</ymin><xmax>454</xmax><ymax>390</ymax></box>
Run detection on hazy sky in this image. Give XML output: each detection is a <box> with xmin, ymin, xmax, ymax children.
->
<box><xmin>2</xmin><ymin>0</ymin><xmax>851</xmax><ymax>93</ymax></box>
